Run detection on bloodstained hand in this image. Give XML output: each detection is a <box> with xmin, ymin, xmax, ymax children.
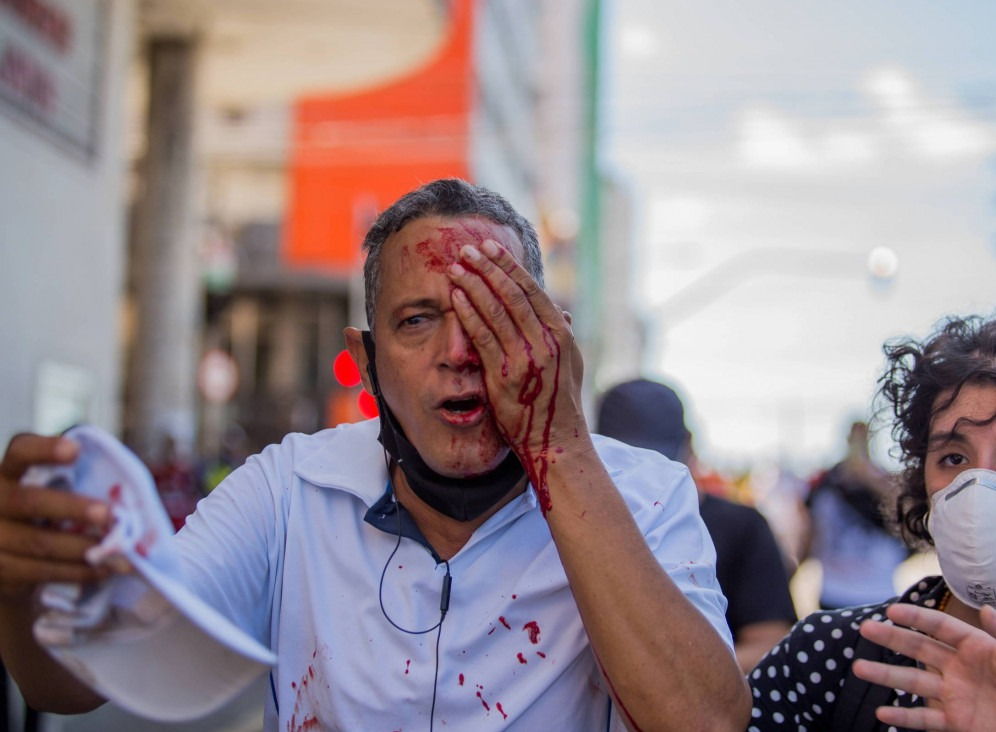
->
<box><xmin>447</xmin><ymin>239</ymin><xmax>591</xmax><ymax>512</ymax></box>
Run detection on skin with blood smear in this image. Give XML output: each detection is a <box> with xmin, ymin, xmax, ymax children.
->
<box><xmin>389</xmin><ymin>216</ymin><xmax>567</xmax><ymax>514</ymax></box>
<box><xmin>447</xmin><ymin>239</ymin><xmax>566</xmax><ymax>512</ymax></box>
<box><xmin>509</xmin><ymin>337</ymin><xmax>560</xmax><ymax>514</ymax></box>
<box><xmin>444</xmin><ymin>237</ymin><xmax>681</xmax><ymax>730</ymax></box>
<box><xmin>364</xmin><ymin>215</ymin><xmax>525</xmax><ymax>481</ymax></box>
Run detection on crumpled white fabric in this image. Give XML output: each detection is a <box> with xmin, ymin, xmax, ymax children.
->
<box><xmin>19</xmin><ymin>425</ymin><xmax>275</xmax><ymax>722</ymax></box>
<box><xmin>24</xmin><ymin>460</ymin><xmax>181</xmax><ymax>649</ymax></box>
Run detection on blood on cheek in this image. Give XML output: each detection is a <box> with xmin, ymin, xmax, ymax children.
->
<box><xmin>433</xmin><ymin>224</ymin><xmax>560</xmax><ymax>510</ymax></box>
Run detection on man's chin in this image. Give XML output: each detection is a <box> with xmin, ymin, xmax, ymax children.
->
<box><xmin>428</xmin><ymin>444</ymin><xmax>513</xmax><ymax>480</ymax></box>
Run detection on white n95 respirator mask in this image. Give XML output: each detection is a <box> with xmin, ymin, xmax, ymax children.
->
<box><xmin>928</xmin><ymin>468</ymin><xmax>996</xmax><ymax>609</ymax></box>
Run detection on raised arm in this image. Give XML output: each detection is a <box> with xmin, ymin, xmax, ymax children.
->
<box><xmin>854</xmin><ymin>602</ymin><xmax>996</xmax><ymax>732</ymax></box>
<box><xmin>447</xmin><ymin>240</ymin><xmax>750</xmax><ymax>732</ymax></box>
<box><xmin>0</xmin><ymin>434</ymin><xmax>110</xmax><ymax>712</ymax></box>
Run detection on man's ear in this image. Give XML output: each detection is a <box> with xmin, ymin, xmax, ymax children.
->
<box><xmin>344</xmin><ymin>327</ymin><xmax>375</xmax><ymax>395</ymax></box>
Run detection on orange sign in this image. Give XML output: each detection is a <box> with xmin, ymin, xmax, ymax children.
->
<box><xmin>285</xmin><ymin>0</ymin><xmax>474</xmax><ymax>273</ymax></box>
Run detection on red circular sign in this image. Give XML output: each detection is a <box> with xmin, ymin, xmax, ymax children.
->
<box><xmin>333</xmin><ymin>350</ymin><xmax>361</xmax><ymax>388</ymax></box>
<box><xmin>357</xmin><ymin>389</ymin><xmax>379</xmax><ymax>418</ymax></box>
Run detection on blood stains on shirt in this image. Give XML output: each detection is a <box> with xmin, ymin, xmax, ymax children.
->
<box><xmin>522</xmin><ymin>621</ymin><xmax>541</xmax><ymax>644</ymax></box>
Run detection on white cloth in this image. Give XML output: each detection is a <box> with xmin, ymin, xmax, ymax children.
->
<box><xmin>25</xmin><ymin>424</ymin><xmax>274</xmax><ymax>722</ymax></box>
<box><xmin>174</xmin><ymin>419</ymin><xmax>731</xmax><ymax>731</ymax></box>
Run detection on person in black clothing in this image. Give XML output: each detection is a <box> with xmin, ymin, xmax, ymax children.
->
<box><xmin>749</xmin><ymin>313</ymin><xmax>996</xmax><ymax>732</ymax></box>
<box><xmin>597</xmin><ymin>378</ymin><xmax>797</xmax><ymax>672</ymax></box>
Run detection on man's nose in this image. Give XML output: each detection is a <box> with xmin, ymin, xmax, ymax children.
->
<box><xmin>442</xmin><ymin>315</ymin><xmax>481</xmax><ymax>369</ymax></box>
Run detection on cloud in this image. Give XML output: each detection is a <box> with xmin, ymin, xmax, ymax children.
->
<box><xmin>737</xmin><ymin>106</ymin><xmax>879</xmax><ymax>172</ymax></box>
<box><xmin>736</xmin><ymin>67</ymin><xmax>996</xmax><ymax>173</ymax></box>
<box><xmin>649</xmin><ymin>195</ymin><xmax>712</xmax><ymax>235</ymax></box>
<box><xmin>862</xmin><ymin>67</ymin><xmax>996</xmax><ymax>160</ymax></box>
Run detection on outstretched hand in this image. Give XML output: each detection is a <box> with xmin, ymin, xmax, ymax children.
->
<box><xmin>447</xmin><ymin>239</ymin><xmax>591</xmax><ymax>505</ymax></box>
<box><xmin>854</xmin><ymin>602</ymin><xmax>996</xmax><ymax>732</ymax></box>
<box><xmin>0</xmin><ymin>434</ymin><xmax>111</xmax><ymax>600</ymax></box>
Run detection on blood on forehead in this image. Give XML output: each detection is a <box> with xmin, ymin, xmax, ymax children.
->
<box><xmin>398</xmin><ymin>217</ymin><xmax>524</xmax><ymax>274</ymax></box>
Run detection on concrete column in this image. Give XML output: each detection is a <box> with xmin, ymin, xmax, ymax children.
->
<box><xmin>130</xmin><ymin>35</ymin><xmax>201</xmax><ymax>462</ymax></box>
<box><xmin>267</xmin><ymin>298</ymin><xmax>305</xmax><ymax>394</ymax></box>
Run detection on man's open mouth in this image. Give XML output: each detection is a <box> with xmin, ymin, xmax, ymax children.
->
<box><xmin>441</xmin><ymin>395</ymin><xmax>485</xmax><ymax>414</ymax></box>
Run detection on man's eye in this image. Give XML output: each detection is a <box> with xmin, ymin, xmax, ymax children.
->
<box><xmin>402</xmin><ymin>315</ymin><xmax>427</xmax><ymax>327</ymax></box>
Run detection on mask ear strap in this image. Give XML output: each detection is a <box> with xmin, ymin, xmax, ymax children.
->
<box><xmin>361</xmin><ymin>330</ymin><xmax>381</xmax><ymax>396</ymax></box>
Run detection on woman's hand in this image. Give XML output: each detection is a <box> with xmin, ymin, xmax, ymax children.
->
<box><xmin>854</xmin><ymin>602</ymin><xmax>996</xmax><ymax>732</ymax></box>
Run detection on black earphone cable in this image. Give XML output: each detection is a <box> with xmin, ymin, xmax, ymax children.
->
<box><xmin>378</xmin><ymin>462</ymin><xmax>451</xmax><ymax>732</ymax></box>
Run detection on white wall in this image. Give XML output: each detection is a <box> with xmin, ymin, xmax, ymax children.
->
<box><xmin>0</xmin><ymin>0</ymin><xmax>134</xmax><ymax>446</ymax></box>
<box><xmin>470</xmin><ymin>0</ymin><xmax>540</xmax><ymax>223</ymax></box>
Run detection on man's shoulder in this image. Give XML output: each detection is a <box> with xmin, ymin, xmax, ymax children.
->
<box><xmin>254</xmin><ymin>419</ymin><xmax>386</xmax><ymax>497</ymax></box>
<box><xmin>592</xmin><ymin>434</ymin><xmax>698</xmax><ymax>518</ymax></box>
<box><xmin>268</xmin><ymin>418</ymin><xmax>380</xmax><ymax>455</ymax></box>
<box><xmin>592</xmin><ymin>433</ymin><xmax>689</xmax><ymax>477</ymax></box>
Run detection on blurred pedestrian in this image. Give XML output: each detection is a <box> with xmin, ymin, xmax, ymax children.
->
<box><xmin>148</xmin><ymin>432</ymin><xmax>203</xmax><ymax>532</ymax></box>
<box><xmin>804</xmin><ymin>420</ymin><xmax>908</xmax><ymax>609</ymax></box>
<box><xmin>597</xmin><ymin>378</ymin><xmax>797</xmax><ymax>672</ymax></box>
<box><xmin>198</xmin><ymin>422</ymin><xmax>250</xmax><ymax>494</ymax></box>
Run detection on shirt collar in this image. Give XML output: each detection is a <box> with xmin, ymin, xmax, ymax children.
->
<box><xmin>292</xmin><ymin>418</ymin><xmax>542</xmax><ymax>543</ymax></box>
<box><xmin>292</xmin><ymin>419</ymin><xmax>389</xmax><ymax>507</ymax></box>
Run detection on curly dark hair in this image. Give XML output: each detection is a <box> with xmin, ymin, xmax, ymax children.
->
<box><xmin>360</xmin><ymin>178</ymin><xmax>543</xmax><ymax>332</ymax></box>
<box><xmin>876</xmin><ymin>314</ymin><xmax>996</xmax><ymax>547</ymax></box>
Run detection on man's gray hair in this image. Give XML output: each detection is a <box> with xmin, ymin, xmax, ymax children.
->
<box><xmin>361</xmin><ymin>178</ymin><xmax>544</xmax><ymax>330</ymax></box>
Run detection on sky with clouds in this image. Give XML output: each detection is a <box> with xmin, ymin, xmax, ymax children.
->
<box><xmin>603</xmin><ymin>0</ymin><xmax>996</xmax><ymax>474</ymax></box>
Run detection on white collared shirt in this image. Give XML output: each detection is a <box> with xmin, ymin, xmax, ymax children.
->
<box><xmin>175</xmin><ymin>419</ymin><xmax>731</xmax><ymax>731</ymax></box>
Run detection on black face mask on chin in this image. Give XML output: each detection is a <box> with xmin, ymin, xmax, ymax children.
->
<box><xmin>360</xmin><ymin>330</ymin><xmax>526</xmax><ymax>522</ymax></box>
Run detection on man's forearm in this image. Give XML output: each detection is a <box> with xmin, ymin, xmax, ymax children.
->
<box><xmin>0</xmin><ymin>596</ymin><xmax>105</xmax><ymax>713</ymax></box>
<box><xmin>543</xmin><ymin>446</ymin><xmax>750</xmax><ymax>732</ymax></box>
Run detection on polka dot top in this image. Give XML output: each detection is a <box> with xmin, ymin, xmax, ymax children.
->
<box><xmin>747</xmin><ymin>575</ymin><xmax>948</xmax><ymax>732</ymax></box>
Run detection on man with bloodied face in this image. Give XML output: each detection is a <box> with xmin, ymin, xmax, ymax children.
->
<box><xmin>0</xmin><ymin>179</ymin><xmax>749</xmax><ymax>731</ymax></box>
